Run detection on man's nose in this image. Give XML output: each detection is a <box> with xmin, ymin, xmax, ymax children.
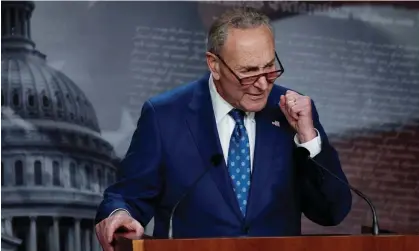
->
<box><xmin>254</xmin><ymin>75</ymin><xmax>269</xmax><ymax>90</ymax></box>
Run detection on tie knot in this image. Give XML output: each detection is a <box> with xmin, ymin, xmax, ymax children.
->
<box><xmin>229</xmin><ymin>109</ymin><xmax>245</xmax><ymax>124</ymax></box>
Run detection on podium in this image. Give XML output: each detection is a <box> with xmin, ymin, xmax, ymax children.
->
<box><xmin>114</xmin><ymin>234</ymin><xmax>419</xmax><ymax>251</ymax></box>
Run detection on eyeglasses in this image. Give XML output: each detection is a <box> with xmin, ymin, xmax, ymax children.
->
<box><xmin>214</xmin><ymin>51</ymin><xmax>284</xmax><ymax>86</ymax></box>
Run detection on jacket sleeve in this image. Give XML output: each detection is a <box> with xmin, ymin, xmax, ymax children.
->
<box><xmin>95</xmin><ymin>100</ymin><xmax>164</xmax><ymax>227</ymax></box>
<box><xmin>298</xmin><ymin>101</ymin><xmax>352</xmax><ymax>226</ymax></box>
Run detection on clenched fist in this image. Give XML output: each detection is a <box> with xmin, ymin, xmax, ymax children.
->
<box><xmin>279</xmin><ymin>90</ymin><xmax>316</xmax><ymax>143</ymax></box>
<box><xmin>95</xmin><ymin>210</ymin><xmax>144</xmax><ymax>251</ymax></box>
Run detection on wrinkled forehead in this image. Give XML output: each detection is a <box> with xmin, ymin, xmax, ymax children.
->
<box><xmin>221</xmin><ymin>26</ymin><xmax>275</xmax><ymax>67</ymax></box>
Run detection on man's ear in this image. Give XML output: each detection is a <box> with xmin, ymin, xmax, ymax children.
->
<box><xmin>206</xmin><ymin>52</ymin><xmax>221</xmax><ymax>80</ymax></box>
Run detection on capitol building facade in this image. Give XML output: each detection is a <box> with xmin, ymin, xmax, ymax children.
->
<box><xmin>2</xmin><ymin>1</ymin><xmax>118</xmax><ymax>251</ymax></box>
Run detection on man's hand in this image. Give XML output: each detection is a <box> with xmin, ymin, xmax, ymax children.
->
<box><xmin>95</xmin><ymin>210</ymin><xmax>144</xmax><ymax>251</ymax></box>
<box><xmin>279</xmin><ymin>90</ymin><xmax>316</xmax><ymax>143</ymax></box>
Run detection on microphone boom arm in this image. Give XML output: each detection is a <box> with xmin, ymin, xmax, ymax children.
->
<box><xmin>297</xmin><ymin>147</ymin><xmax>380</xmax><ymax>236</ymax></box>
<box><xmin>168</xmin><ymin>154</ymin><xmax>223</xmax><ymax>239</ymax></box>
<box><xmin>311</xmin><ymin>157</ymin><xmax>380</xmax><ymax>235</ymax></box>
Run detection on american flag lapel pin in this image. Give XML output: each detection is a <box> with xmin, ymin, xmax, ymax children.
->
<box><xmin>272</xmin><ymin>120</ymin><xmax>280</xmax><ymax>127</ymax></box>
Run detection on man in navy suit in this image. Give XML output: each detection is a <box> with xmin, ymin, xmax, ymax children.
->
<box><xmin>95</xmin><ymin>7</ymin><xmax>352</xmax><ymax>250</ymax></box>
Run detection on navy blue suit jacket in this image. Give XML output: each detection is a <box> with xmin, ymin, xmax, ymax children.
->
<box><xmin>95</xmin><ymin>73</ymin><xmax>352</xmax><ymax>238</ymax></box>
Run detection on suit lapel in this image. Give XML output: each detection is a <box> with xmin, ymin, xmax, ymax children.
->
<box><xmin>186</xmin><ymin>75</ymin><xmax>243</xmax><ymax>222</ymax></box>
<box><xmin>245</xmin><ymin>105</ymin><xmax>288</xmax><ymax>224</ymax></box>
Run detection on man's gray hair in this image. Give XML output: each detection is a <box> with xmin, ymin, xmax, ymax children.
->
<box><xmin>206</xmin><ymin>7</ymin><xmax>273</xmax><ymax>55</ymax></box>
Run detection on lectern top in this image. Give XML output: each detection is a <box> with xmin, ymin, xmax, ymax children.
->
<box><xmin>114</xmin><ymin>234</ymin><xmax>419</xmax><ymax>251</ymax></box>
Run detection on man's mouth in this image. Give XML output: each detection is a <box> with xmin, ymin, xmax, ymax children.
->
<box><xmin>248</xmin><ymin>93</ymin><xmax>264</xmax><ymax>100</ymax></box>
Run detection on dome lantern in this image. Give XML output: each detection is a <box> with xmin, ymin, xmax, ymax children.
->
<box><xmin>2</xmin><ymin>1</ymin><xmax>36</xmax><ymax>51</ymax></box>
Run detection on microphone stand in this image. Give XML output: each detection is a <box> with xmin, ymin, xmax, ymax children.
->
<box><xmin>297</xmin><ymin>147</ymin><xmax>380</xmax><ymax>235</ymax></box>
<box><xmin>168</xmin><ymin>154</ymin><xmax>223</xmax><ymax>239</ymax></box>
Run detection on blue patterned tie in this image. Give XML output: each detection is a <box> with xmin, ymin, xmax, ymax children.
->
<box><xmin>227</xmin><ymin>109</ymin><xmax>251</xmax><ymax>217</ymax></box>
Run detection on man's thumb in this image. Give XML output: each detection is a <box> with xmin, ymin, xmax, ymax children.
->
<box><xmin>125</xmin><ymin>220</ymin><xmax>144</xmax><ymax>237</ymax></box>
<box><xmin>279</xmin><ymin>96</ymin><xmax>288</xmax><ymax>116</ymax></box>
<box><xmin>279</xmin><ymin>95</ymin><xmax>286</xmax><ymax>109</ymax></box>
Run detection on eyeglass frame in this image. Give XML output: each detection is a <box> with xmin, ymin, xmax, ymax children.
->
<box><xmin>212</xmin><ymin>51</ymin><xmax>285</xmax><ymax>86</ymax></box>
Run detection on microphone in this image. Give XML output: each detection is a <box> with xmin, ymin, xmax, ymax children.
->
<box><xmin>168</xmin><ymin>154</ymin><xmax>223</xmax><ymax>239</ymax></box>
<box><xmin>295</xmin><ymin>147</ymin><xmax>380</xmax><ymax>236</ymax></box>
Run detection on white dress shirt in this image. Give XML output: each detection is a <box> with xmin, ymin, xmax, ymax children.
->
<box><xmin>208</xmin><ymin>74</ymin><xmax>322</xmax><ymax>171</ymax></box>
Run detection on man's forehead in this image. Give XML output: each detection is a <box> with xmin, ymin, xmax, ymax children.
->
<box><xmin>221</xmin><ymin>27</ymin><xmax>275</xmax><ymax>65</ymax></box>
<box><xmin>223</xmin><ymin>26</ymin><xmax>273</xmax><ymax>47</ymax></box>
<box><xmin>223</xmin><ymin>49</ymin><xmax>276</xmax><ymax>69</ymax></box>
<box><xmin>235</xmin><ymin>56</ymin><xmax>275</xmax><ymax>70</ymax></box>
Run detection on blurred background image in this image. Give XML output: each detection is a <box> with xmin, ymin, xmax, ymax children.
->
<box><xmin>1</xmin><ymin>1</ymin><xmax>418</xmax><ymax>251</ymax></box>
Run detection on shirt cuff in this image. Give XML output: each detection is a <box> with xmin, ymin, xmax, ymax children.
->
<box><xmin>109</xmin><ymin>208</ymin><xmax>131</xmax><ymax>217</ymax></box>
<box><xmin>294</xmin><ymin>129</ymin><xmax>322</xmax><ymax>158</ymax></box>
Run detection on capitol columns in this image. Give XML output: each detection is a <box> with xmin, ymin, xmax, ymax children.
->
<box><xmin>4</xmin><ymin>217</ymin><xmax>13</xmax><ymax>235</ymax></box>
<box><xmin>74</xmin><ymin>218</ymin><xmax>81</xmax><ymax>251</ymax></box>
<box><xmin>84</xmin><ymin>227</ymin><xmax>91</xmax><ymax>251</ymax></box>
<box><xmin>29</xmin><ymin>216</ymin><xmax>37</xmax><ymax>251</ymax></box>
<box><xmin>53</xmin><ymin>216</ymin><xmax>60</xmax><ymax>250</ymax></box>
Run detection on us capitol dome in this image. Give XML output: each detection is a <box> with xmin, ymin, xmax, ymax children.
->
<box><xmin>1</xmin><ymin>1</ymin><xmax>117</xmax><ymax>251</ymax></box>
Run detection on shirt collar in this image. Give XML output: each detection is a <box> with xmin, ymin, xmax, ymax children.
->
<box><xmin>208</xmin><ymin>74</ymin><xmax>255</xmax><ymax>124</ymax></box>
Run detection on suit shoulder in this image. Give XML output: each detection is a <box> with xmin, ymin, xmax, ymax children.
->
<box><xmin>270</xmin><ymin>84</ymin><xmax>288</xmax><ymax>97</ymax></box>
<box><xmin>146</xmin><ymin>80</ymin><xmax>198</xmax><ymax>108</ymax></box>
<box><xmin>270</xmin><ymin>84</ymin><xmax>304</xmax><ymax>97</ymax></box>
<box><xmin>267</xmin><ymin>84</ymin><xmax>293</xmax><ymax>104</ymax></box>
